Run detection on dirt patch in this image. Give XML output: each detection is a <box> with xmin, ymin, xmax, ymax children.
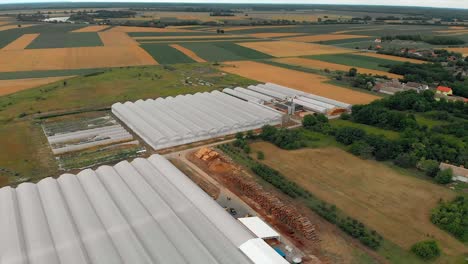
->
<box><xmin>0</xmin><ymin>24</ymin><xmax>36</xmax><ymax>31</ymax></box>
<box><xmin>355</xmin><ymin>52</ymin><xmax>426</xmax><ymax>64</ymax></box>
<box><xmin>72</xmin><ymin>25</ymin><xmax>110</xmax><ymax>32</ymax></box>
<box><xmin>221</xmin><ymin>60</ymin><xmax>379</xmax><ymax>104</ymax></box>
<box><xmin>169</xmin><ymin>44</ymin><xmax>206</xmax><ymax>62</ymax></box>
<box><xmin>274</xmin><ymin>57</ymin><xmax>402</xmax><ymax>79</ymax></box>
<box><xmin>2</xmin><ymin>33</ymin><xmax>39</xmax><ymax>50</ymax></box>
<box><xmin>0</xmin><ymin>45</ymin><xmax>157</xmax><ymax>72</ymax></box>
<box><xmin>98</xmin><ymin>31</ymin><xmax>139</xmax><ymax>46</ymax></box>
<box><xmin>109</xmin><ymin>25</ymin><xmax>194</xmax><ymax>33</ymax></box>
<box><xmin>248</xmin><ymin>33</ymin><xmax>307</xmax><ymax>38</ymax></box>
<box><xmin>238</xmin><ymin>41</ymin><xmax>356</xmax><ymax>57</ymax></box>
<box><xmin>283</xmin><ymin>34</ymin><xmax>370</xmax><ymax>42</ymax></box>
<box><xmin>250</xmin><ymin>142</ymin><xmax>467</xmax><ymax>256</ymax></box>
<box><xmin>0</xmin><ymin>76</ymin><xmax>74</xmax><ymax>96</ymax></box>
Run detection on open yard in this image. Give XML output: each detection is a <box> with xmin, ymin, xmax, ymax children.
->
<box><xmin>237</xmin><ymin>40</ymin><xmax>356</xmax><ymax>57</ymax></box>
<box><xmin>249</xmin><ymin>142</ymin><xmax>467</xmax><ymax>258</ymax></box>
<box><xmin>220</xmin><ymin>60</ymin><xmax>380</xmax><ymax>104</ymax></box>
<box><xmin>273</xmin><ymin>57</ymin><xmax>402</xmax><ymax>79</ymax></box>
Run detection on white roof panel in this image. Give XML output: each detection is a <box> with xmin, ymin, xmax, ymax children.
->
<box><xmin>239</xmin><ymin>238</ymin><xmax>289</xmax><ymax>264</ymax></box>
<box><xmin>238</xmin><ymin>217</ymin><xmax>280</xmax><ymax>239</ymax></box>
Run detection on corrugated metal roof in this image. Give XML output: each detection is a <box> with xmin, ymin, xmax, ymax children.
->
<box><xmin>0</xmin><ymin>155</ymin><xmax>258</xmax><ymax>264</ymax></box>
<box><xmin>238</xmin><ymin>217</ymin><xmax>280</xmax><ymax>240</ymax></box>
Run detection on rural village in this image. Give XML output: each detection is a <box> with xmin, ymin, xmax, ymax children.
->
<box><xmin>0</xmin><ymin>2</ymin><xmax>467</xmax><ymax>264</ymax></box>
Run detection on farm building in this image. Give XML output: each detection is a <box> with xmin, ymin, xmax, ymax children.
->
<box><xmin>223</xmin><ymin>88</ymin><xmax>264</xmax><ymax>104</ymax></box>
<box><xmin>0</xmin><ymin>155</ymin><xmax>288</xmax><ymax>264</ymax></box>
<box><xmin>436</xmin><ymin>86</ymin><xmax>453</xmax><ymax>96</ymax></box>
<box><xmin>440</xmin><ymin>162</ymin><xmax>468</xmax><ymax>183</ymax></box>
<box><xmin>112</xmin><ymin>91</ymin><xmax>283</xmax><ymax>150</ymax></box>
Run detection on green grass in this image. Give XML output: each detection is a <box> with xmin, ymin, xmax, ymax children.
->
<box><xmin>330</xmin><ymin>119</ymin><xmax>400</xmax><ymax>139</ymax></box>
<box><xmin>180</xmin><ymin>42</ymin><xmax>272</xmax><ymax>61</ymax></box>
<box><xmin>307</xmin><ymin>53</ymin><xmax>403</xmax><ymax>71</ymax></box>
<box><xmin>0</xmin><ymin>68</ymin><xmax>105</xmax><ymax>80</ymax></box>
<box><xmin>140</xmin><ymin>44</ymin><xmax>196</xmax><ymax>64</ymax></box>
<box><xmin>297</xmin><ymin>128</ymin><xmax>341</xmax><ymax>148</ymax></box>
<box><xmin>27</xmin><ymin>32</ymin><xmax>103</xmax><ymax>49</ymax></box>
<box><xmin>415</xmin><ymin>114</ymin><xmax>450</xmax><ymax>128</ymax></box>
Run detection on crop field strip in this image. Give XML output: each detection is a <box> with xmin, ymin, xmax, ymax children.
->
<box><xmin>0</xmin><ymin>68</ymin><xmax>104</xmax><ymax>80</ymax></box>
<box><xmin>71</xmin><ymin>25</ymin><xmax>111</xmax><ymax>33</ymax></box>
<box><xmin>0</xmin><ymin>76</ymin><xmax>74</xmax><ymax>96</ymax></box>
<box><xmin>1</xmin><ymin>33</ymin><xmax>39</xmax><ymax>50</ymax></box>
<box><xmin>249</xmin><ymin>143</ymin><xmax>467</xmax><ymax>256</ymax></box>
<box><xmin>140</xmin><ymin>43</ymin><xmax>195</xmax><ymax>64</ymax></box>
<box><xmin>273</xmin><ymin>57</ymin><xmax>402</xmax><ymax>79</ymax></box>
<box><xmin>108</xmin><ymin>25</ymin><xmax>195</xmax><ymax>33</ymax></box>
<box><xmin>98</xmin><ymin>31</ymin><xmax>139</xmax><ymax>46</ymax></box>
<box><xmin>354</xmin><ymin>52</ymin><xmax>426</xmax><ymax>64</ymax></box>
<box><xmin>179</xmin><ymin>42</ymin><xmax>273</xmax><ymax>61</ymax></box>
<box><xmin>237</xmin><ymin>40</ymin><xmax>356</xmax><ymax>57</ymax></box>
<box><xmin>305</xmin><ymin>53</ymin><xmax>406</xmax><ymax>71</ymax></box>
<box><xmin>26</xmin><ymin>32</ymin><xmax>104</xmax><ymax>49</ymax></box>
<box><xmin>137</xmin><ymin>38</ymin><xmax>262</xmax><ymax>44</ymax></box>
<box><xmin>282</xmin><ymin>34</ymin><xmax>371</xmax><ymax>43</ymax></box>
<box><xmin>128</xmin><ymin>31</ymin><xmax>220</xmax><ymax>37</ymax></box>
<box><xmin>220</xmin><ymin>60</ymin><xmax>379</xmax><ymax>104</ymax></box>
<box><xmin>0</xmin><ymin>24</ymin><xmax>37</xmax><ymax>32</ymax></box>
<box><xmin>169</xmin><ymin>44</ymin><xmax>206</xmax><ymax>62</ymax></box>
<box><xmin>446</xmin><ymin>47</ymin><xmax>468</xmax><ymax>56</ymax></box>
<box><xmin>247</xmin><ymin>32</ymin><xmax>308</xmax><ymax>38</ymax></box>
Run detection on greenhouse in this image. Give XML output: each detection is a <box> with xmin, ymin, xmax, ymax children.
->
<box><xmin>0</xmin><ymin>155</ymin><xmax>287</xmax><ymax>264</ymax></box>
<box><xmin>112</xmin><ymin>91</ymin><xmax>283</xmax><ymax>150</ymax></box>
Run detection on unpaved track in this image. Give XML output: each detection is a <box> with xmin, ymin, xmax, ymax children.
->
<box><xmin>221</xmin><ymin>60</ymin><xmax>379</xmax><ymax>105</ymax></box>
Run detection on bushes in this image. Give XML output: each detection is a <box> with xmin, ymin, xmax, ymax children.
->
<box><xmin>338</xmin><ymin>217</ymin><xmax>382</xmax><ymax>249</ymax></box>
<box><xmin>260</xmin><ymin>125</ymin><xmax>305</xmax><ymax>150</ymax></box>
<box><xmin>434</xmin><ymin>168</ymin><xmax>453</xmax><ymax>184</ymax></box>
<box><xmin>431</xmin><ymin>196</ymin><xmax>468</xmax><ymax>242</ymax></box>
<box><xmin>349</xmin><ymin>141</ymin><xmax>374</xmax><ymax>159</ymax></box>
<box><xmin>417</xmin><ymin>159</ymin><xmax>440</xmax><ymax>177</ymax></box>
<box><xmin>335</xmin><ymin>127</ymin><xmax>366</xmax><ymax>145</ymax></box>
<box><xmin>411</xmin><ymin>240</ymin><xmax>441</xmax><ymax>260</ymax></box>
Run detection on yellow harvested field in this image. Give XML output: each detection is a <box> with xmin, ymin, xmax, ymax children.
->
<box><xmin>139</xmin><ymin>39</ymin><xmax>255</xmax><ymax>44</ymax></box>
<box><xmin>2</xmin><ymin>34</ymin><xmax>39</xmax><ymax>50</ymax></box>
<box><xmin>109</xmin><ymin>26</ymin><xmax>193</xmax><ymax>33</ymax></box>
<box><xmin>249</xmin><ymin>143</ymin><xmax>467</xmax><ymax>256</ymax></box>
<box><xmin>356</xmin><ymin>52</ymin><xmax>426</xmax><ymax>64</ymax></box>
<box><xmin>332</xmin><ymin>28</ymin><xmax>381</xmax><ymax>34</ymax></box>
<box><xmin>0</xmin><ymin>21</ymin><xmax>10</xmax><ymax>26</ymax></box>
<box><xmin>133</xmin><ymin>35</ymin><xmax>246</xmax><ymax>40</ymax></box>
<box><xmin>248</xmin><ymin>33</ymin><xmax>307</xmax><ymax>38</ymax></box>
<box><xmin>237</xmin><ymin>41</ymin><xmax>355</xmax><ymax>57</ymax></box>
<box><xmin>169</xmin><ymin>44</ymin><xmax>206</xmax><ymax>62</ymax></box>
<box><xmin>446</xmin><ymin>47</ymin><xmax>468</xmax><ymax>56</ymax></box>
<box><xmin>449</xmin><ymin>26</ymin><xmax>466</xmax><ymax>30</ymax></box>
<box><xmin>98</xmin><ymin>31</ymin><xmax>138</xmax><ymax>46</ymax></box>
<box><xmin>283</xmin><ymin>34</ymin><xmax>369</xmax><ymax>42</ymax></box>
<box><xmin>274</xmin><ymin>57</ymin><xmax>402</xmax><ymax>79</ymax></box>
<box><xmin>0</xmin><ymin>24</ymin><xmax>36</xmax><ymax>31</ymax></box>
<box><xmin>221</xmin><ymin>61</ymin><xmax>379</xmax><ymax>104</ymax></box>
<box><xmin>206</xmin><ymin>25</ymin><xmax>298</xmax><ymax>32</ymax></box>
<box><xmin>0</xmin><ymin>46</ymin><xmax>157</xmax><ymax>72</ymax></box>
<box><xmin>0</xmin><ymin>76</ymin><xmax>74</xmax><ymax>96</ymax></box>
<box><xmin>72</xmin><ymin>25</ymin><xmax>110</xmax><ymax>32</ymax></box>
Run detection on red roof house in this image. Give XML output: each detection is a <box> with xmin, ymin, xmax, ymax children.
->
<box><xmin>436</xmin><ymin>86</ymin><xmax>453</xmax><ymax>96</ymax></box>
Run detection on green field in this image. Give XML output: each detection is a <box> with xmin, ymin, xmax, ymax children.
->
<box><xmin>0</xmin><ymin>68</ymin><xmax>105</xmax><ymax>80</ymax></box>
<box><xmin>140</xmin><ymin>44</ymin><xmax>196</xmax><ymax>64</ymax></box>
<box><xmin>320</xmin><ymin>37</ymin><xmax>376</xmax><ymax>45</ymax></box>
<box><xmin>137</xmin><ymin>37</ymin><xmax>257</xmax><ymax>43</ymax></box>
<box><xmin>307</xmin><ymin>53</ymin><xmax>404</xmax><ymax>71</ymax></box>
<box><xmin>27</xmin><ymin>32</ymin><xmax>103</xmax><ymax>49</ymax></box>
<box><xmin>180</xmin><ymin>42</ymin><xmax>272</xmax><ymax>61</ymax></box>
<box><xmin>330</xmin><ymin>119</ymin><xmax>401</xmax><ymax>139</ymax></box>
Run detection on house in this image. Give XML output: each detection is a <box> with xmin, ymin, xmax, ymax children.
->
<box><xmin>436</xmin><ymin>86</ymin><xmax>453</xmax><ymax>96</ymax></box>
<box><xmin>404</xmin><ymin>82</ymin><xmax>429</xmax><ymax>93</ymax></box>
<box><xmin>374</xmin><ymin>38</ymin><xmax>382</xmax><ymax>43</ymax></box>
<box><xmin>440</xmin><ymin>162</ymin><xmax>468</xmax><ymax>183</ymax></box>
<box><xmin>435</xmin><ymin>93</ymin><xmax>467</xmax><ymax>103</ymax></box>
<box><xmin>373</xmin><ymin>79</ymin><xmax>405</xmax><ymax>95</ymax></box>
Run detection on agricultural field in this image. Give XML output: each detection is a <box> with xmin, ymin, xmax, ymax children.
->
<box><xmin>26</xmin><ymin>32</ymin><xmax>103</xmax><ymax>49</ymax></box>
<box><xmin>306</xmin><ymin>53</ymin><xmax>406</xmax><ymax>71</ymax></box>
<box><xmin>178</xmin><ymin>42</ymin><xmax>273</xmax><ymax>61</ymax></box>
<box><xmin>220</xmin><ymin>60</ymin><xmax>380</xmax><ymax>104</ymax></box>
<box><xmin>282</xmin><ymin>34</ymin><xmax>370</xmax><ymax>43</ymax></box>
<box><xmin>0</xmin><ymin>76</ymin><xmax>73</xmax><ymax>96</ymax></box>
<box><xmin>250</xmin><ymin>142</ymin><xmax>467</xmax><ymax>261</ymax></box>
<box><xmin>273</xmin><ymin>57</ymin><xmax>402</xmax><ymax>79</ymax></box>
<box><xmin>140</xmin><ymin>43</ymin><xmax>196</xmax><ymax>64</ymax></box>
<box><xmin>355</xmin><ymin>52</ymin><xmax>427</xmax><ymax>64</ymax></box>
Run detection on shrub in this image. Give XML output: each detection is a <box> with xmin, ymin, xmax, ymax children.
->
<box><xmin>417</xmin><ymin>159</ymin><xmax>440</xmax><ymax>177</ymax></box>
<box><xmin>257</xmin><ymin>151</ymin><xmax>265</xmax><ymax>160</ymax></box>
<box><xmin>394</xmin><ymin>153</ymin><xmax>419</xmax><ymax>168</ymax></box>
<box><xmin>349</xmin><ymin>141</ymin><xmax>374</xmax><ymax>159</ymax></box>
<box><xmin>431</xmin><ymin>196</ymin><xmax>468</xmax><ymax>241</ymax></box>
<box><xmin>335</xmin><ymin>127</ymin><xmax>366</xmax><ymax>145</ymax></box>
<box><xmin>434</xmin><ymin>168</ymin><xmax>453</xmax><ymax>184</ymax></box>
<box><xmin>411</xmin><ymin>240</ymin><xmax>440</xmax><ymax>260</ymax></box>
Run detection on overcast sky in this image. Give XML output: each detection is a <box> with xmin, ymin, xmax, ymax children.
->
<box><xmin>0</xmin><ymin>0</ymin><xmax>466</xmax><ymax>9</ymax></box>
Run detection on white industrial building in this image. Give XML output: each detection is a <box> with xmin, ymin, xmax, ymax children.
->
<box><xmin>112</xmin><ymin>91</ymin><xmax>283</xmax><ymax>150</ymax></box>
<box><xmin>233</xmin><ymin>87</ymin><xmax>276</xmax><ymax>103</ymax></box>
<box><xmin>239</xmin><ymin>217</ymin><xmax>281</xmax><ymax>241</ymax></box>
<box><xmin>0</xmin><ymin>155</ymin><xmax>288</xmax><ymax>264</ymax></box>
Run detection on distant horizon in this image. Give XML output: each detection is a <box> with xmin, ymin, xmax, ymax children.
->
<box><xmin>0</xmin><ymin>0</ymin><xmax>467</xmax><ymax>10</ymax></box>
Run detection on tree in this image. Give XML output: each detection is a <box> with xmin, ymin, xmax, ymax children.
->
<box><xmin>335</xmin><ymin>127</ymin><xmax>366</xmax><ymax>145</ymax></box>
<box><xmin>235</xmin><ymin>132</ymin><xmax>244</xmax><ymax>140</ymax></box>
<box><xmin>257</xmin><ymin>151</ymin><xmax>265</xmax><ymax>160</ymax></box>
<box><xmin>349</xmin><ymin>141</ymin><xmax>374</xmax><ymax>159</ymax></box>
<box><xmin>417</xmin><ymin>159</ymin><xmax>440</xmax><ymax>177</ymax></box>
<box><xmin>348</xmin><ymin>68</ymin><xmax>358</xmax><ymax>77</ymax></box>
<box><xmin>302</xmin><ymin>114</ymin><xmax>317</xmax><ymax>129</ymax></box>
<box><xmin>411</xmin><ymin>240</ymin><xmax>440</xmax><ymax>260</ymax></box>
<box><xmin>394</xmin><ymin>153</ymin><xmax>418</xmax><ymax>168</ymax></box>
<box><xmin>243</xmin><ymin>145</ymin><xmax>251</xmax><ymax>154</ymax></box>
<box><xmin>434</xmin><ymin>168</ymin><xmax>453</xmax><ymax>184</ymax></box>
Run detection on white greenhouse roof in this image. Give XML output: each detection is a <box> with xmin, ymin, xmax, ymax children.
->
<box><xmin>234</xmin><ymin>87</ymin><xmax>276</xmax><ymax>102</ymax></box>
<box><xmin>238</xmin><ymin>217</ymin><xmax>280</xmax><ymax>240</ymax></box>
<box><xmin>0</xmin><ymin>155</ymin><xmax>267</xmax><ymax>264</ymax></box>
<box><xmin>239</xmin><ymin>239</ymin><xmax>289</xmax><ymax>264</ymax></box>
<box><xmin>223</xmin><ymin>88</ymin><xmax>263</xmax><ymax>104</ymax></box>
<box><xmin>112</xmin><ymin>91</ymin><xmax>283</xmax><ymax>150</ymax></box>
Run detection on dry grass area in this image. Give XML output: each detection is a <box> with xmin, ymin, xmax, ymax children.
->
<box><xmin>98</xmin><ymin>31</ymin><xmax>139</xmax><ymax>46</ymax></box>
<box><xmin>248</xmin><ymin>33</ymin><xmax>307</xmax><ymax>38</ymax></box>
<box><xmin>108</xmin><ymin>25</ymin><xmax>193</xmax><ymax>33</ymax></box>
<box><xmin>446</xmin><ymin>47</ymin><xmax>468</xmax><ymax>56</ymax></box>
<box><xmin>283</xmin><ymin>34</ymin><xmax>370</xmax><ymax>42</ymax></box>
<box><xmin>0</xmin><ymin>24</ymin><xmax>36</xmax><ymax>31</ymax></box>
<box><xmin>2</xmin><ymin>33</ymin><xmax>39</xmax><ymax>50</ymax></box>
<box><xmin>355</xmin><ymin>52</ymin><xmax>426</xmax><ymax>64</ymax></box>
<box><xmin>221</xmin><ymin>60</ymin><xmax>379</xmax><ymax>104</ymax></box>
<box><xmin>250</xmin><ymin>142</ymin><xmax>467</xmax><ymax>256</ymax></box>
<box><xmin>132</xmin><ymin>34</ymin><xmax>246</xmax><ymax>40</ymax></box>
<box><xmin>0</xmin><ymin>76</ymin><xmax>74</xmax><ymax>96</ymax></box>
<box><xmin>72</xmin><ymin>25</ymin><xmax>110</xmax><ymax>32</ymax></box>
<box><xmin>237</xmin><ymin>41</ymin><xmax>355</xmax><ymax>57</ymax></box>
<box><xmin>169</xmin><ymin>44</ymin><xmax>206</xmax><ymax>62</ymax></box>
<box><xmin>0</xmin><ymin>46</ymin><xmax>157</xmax><ymax>72</ymax></box>
<box><xmin>274</xmin><ymin>57</ymin><xmax>402</xmax><ymax>79</ymax></box>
